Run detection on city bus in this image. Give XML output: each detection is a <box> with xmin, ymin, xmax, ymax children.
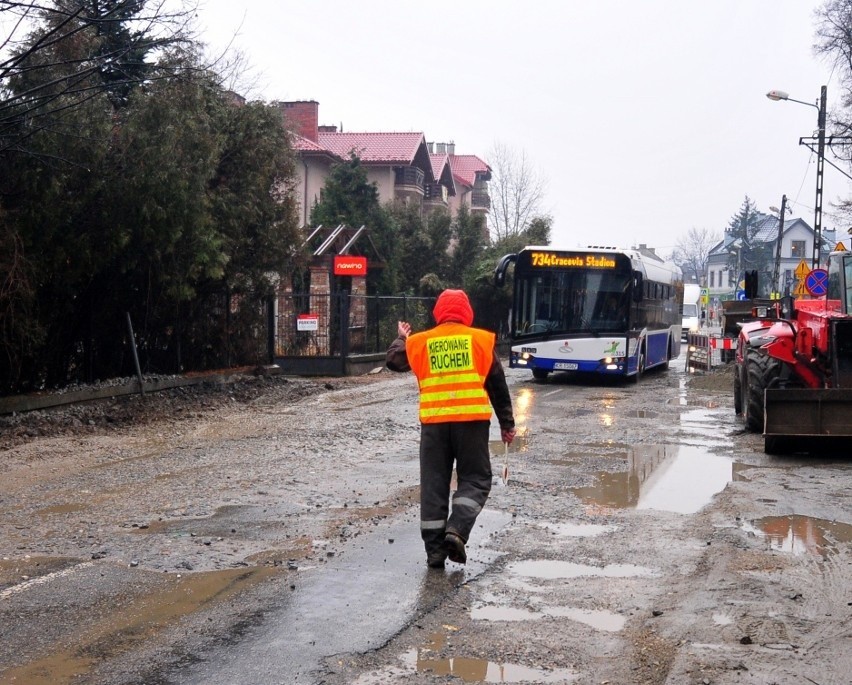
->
<box><xmin>494</xmin><ymin>246</ymin><xmax>683</xmax><ymax>381</ymax></box>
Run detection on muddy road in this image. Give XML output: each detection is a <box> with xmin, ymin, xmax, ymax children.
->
<box><xmin>1</xmin><ymin>355</ymin><xmax>850</xmax><ymax>685</ymax></box>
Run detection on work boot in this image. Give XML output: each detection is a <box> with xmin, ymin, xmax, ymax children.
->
<box><xmin>427</xmin><ymin>550</ymin><xmax>447</xmax><ymax>569</ymax></box>
<box><xmin>443</xmin><ymin>531</ymin><xmax>467</xmax><ymax>565</ymax></box>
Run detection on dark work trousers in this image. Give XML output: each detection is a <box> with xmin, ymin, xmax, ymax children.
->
<box><xmin>419</xmin><ymin>420</ymin><xmax>492</xmax><ymax>555</ymax></box>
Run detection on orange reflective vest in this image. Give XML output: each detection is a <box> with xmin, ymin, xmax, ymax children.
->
<box><xmin>406</xmin><ymin>323</ymin><xmax>495</xmax><ymax>423</ymax></box>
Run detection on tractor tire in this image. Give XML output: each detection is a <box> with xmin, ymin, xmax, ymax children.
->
<box><xmin>742</xmin><ymin>348</ymin><xmax>781</xmax><ymax>433</ymax></box>
<box><xmin>734</xmin><ymin>367</ymin><xmax>742</xmax><ymax>415</ymax></box>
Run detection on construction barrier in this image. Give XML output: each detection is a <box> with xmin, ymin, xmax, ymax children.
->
<box><xmin>686</xmin><ymin>332</ymin><xmax>735</xmax><ymax>372</ymax></box>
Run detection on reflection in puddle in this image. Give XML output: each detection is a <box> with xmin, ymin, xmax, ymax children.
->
<box><xmin>570</xmin><ymin>444</ymin><xmax>734</xmax><ymax>514</ymax></box>
<box><xmin>489</xmin><ymin>432</ymin><xmax>529</xmax><ymax>454</ymax></box>
<box><xmin>544</xmin><ymin>606</ymin><xmax>626</xmax><ymax>632</ymax></box>
<box><xmin>743</xmin><ymin>515</ymin><xmax>852</xmax><ymax>557</ymax></box>
<box><xmin>401</xmin><ymin>631</ymin><xmax>577</xmax><ymax>683</ymax></box>
<box><xmin>626</xmin><ymin>409</ymin><xmax>658</xmax><ymax>419</ymax></box>
<box><xmin>509</xmin><ymin>559</ymin><xmax>656</xmax><ymax>579</ymax></box>
<box><xmin>666</xmin><ymin>398</ymin><xmax>723</xmax><ymax>409</ymax></box>
<box><xmin>472</xmin><ymin>604</ymin><xmax>625</xmax><ymax>632</ymax></box>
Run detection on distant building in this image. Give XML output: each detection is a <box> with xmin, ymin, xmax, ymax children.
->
<box><xmin>705</xmin><ymin>213</ymin><xmax>836</xmax><ymax>300</ymax></box>
<box><xmin>280</xmin><ymin>101</ymin><xmax>490</xmax><ymax>227</ymax></box>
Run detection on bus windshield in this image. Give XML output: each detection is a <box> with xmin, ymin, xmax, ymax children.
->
<box><xmin>513</xmin><ymin>268</ymin><xmax>631</xmax><ymax>337</ymax></box>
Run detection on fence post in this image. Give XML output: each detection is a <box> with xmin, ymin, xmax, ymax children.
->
<box><xmin>340</xmin><ymin>294</ymin><xmax>350</xmax><ymax>374</ymax></box>
<box><xmin>266</xmin><ymin>297</ymin><xmax>275</xmax><ymax>364</ymax></box>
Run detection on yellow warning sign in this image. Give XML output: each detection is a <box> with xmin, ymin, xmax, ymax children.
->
<box><xmin>835</xmin><ymin>241</ymin><xmax>847</xmax><ymax>252</ymax></box>
<box><xmin>794</xmin><ymin>260</ymin><xmax>810</xmax><ymax>279</ymax></box>
<box><xmin>793</xmin><ymin>279</ymin><xmax>809</xmax><ymax>296</ymax></box>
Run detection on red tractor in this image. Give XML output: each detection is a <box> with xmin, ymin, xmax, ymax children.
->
<box><xmin>735</xmin><ymin>249</ymin><xmax>852</xmax><ymax>454</ymax></box>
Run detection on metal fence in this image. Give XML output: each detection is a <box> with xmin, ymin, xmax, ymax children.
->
<box><xmin>272</xmin><ymin>293</ymin><xmax>436</xmax><ymax>375</ymax></box>
<box><xmin>686</xmin><ymin>331</ymin><xmax>736</xmax><ymax>373</ymax></box>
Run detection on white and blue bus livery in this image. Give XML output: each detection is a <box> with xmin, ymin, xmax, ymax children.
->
<box><xmin>494</xmin><ymin>246</ymin><xmax>683</xmax><ymax>381</ymax></box>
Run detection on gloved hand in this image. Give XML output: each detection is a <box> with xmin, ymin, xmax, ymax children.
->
<box><xmin>501</xmin><ymin>428</ymin><xmax>516</xmax><ymax>444</ymax></box>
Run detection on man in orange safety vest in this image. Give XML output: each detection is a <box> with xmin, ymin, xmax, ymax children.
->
<box><xmin>387</xmin><ymin>289</ymin><xmax>515</xmax><ymax>569</ymax></box>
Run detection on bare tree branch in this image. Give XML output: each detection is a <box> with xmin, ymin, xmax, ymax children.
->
<box><xmin>487</xmin><ymin>141</ymin><xmax>548</xmax><ymax>242</ymax></box>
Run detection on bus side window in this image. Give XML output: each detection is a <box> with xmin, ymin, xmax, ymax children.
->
<box><xmin>633</xmin><ymin>272</ymin><xmax>644</xmax><ymax>302</ymax></box>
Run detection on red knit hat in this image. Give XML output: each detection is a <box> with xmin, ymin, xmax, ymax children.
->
<box><xmin>433</xmin><ymin>289</ymin><xmax>474</xmax><ymax>326</ymax></box>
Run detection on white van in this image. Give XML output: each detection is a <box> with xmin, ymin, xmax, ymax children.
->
<box><xmin>681</xmin><ymin>284</ymin><xmax>701</xmax><ymax>341</ymax></box>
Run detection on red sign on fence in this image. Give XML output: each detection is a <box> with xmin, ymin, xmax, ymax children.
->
<box><xmin>334</xmin><ymin>255</ymin><xmax>367</xmax><ymax>276</ymax></box>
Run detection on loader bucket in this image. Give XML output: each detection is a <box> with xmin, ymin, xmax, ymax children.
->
<box><xmin>764</xmin><ymin>388</ymin><xmax>852</xmax><ymax>454</ymax></box>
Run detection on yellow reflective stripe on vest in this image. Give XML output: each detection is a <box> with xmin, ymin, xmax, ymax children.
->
<box><xmin>420</xmin><ymin>372</ymin><xmax>483</xmax><ymax>388</ymax></box>
<box><xmin>421</xmin><ymin>388</ymin><xmax>489</xmax><ymax>403</ymax></box>
<box><xmin>421</xmin><ymin>404</ymin><xmax>493</xmax><ymax>418</ymax></box>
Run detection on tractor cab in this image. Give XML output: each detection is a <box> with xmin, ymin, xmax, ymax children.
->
<box><xmin>826</xmin><ymin>248</ymin><xmax>852</xmax><ymax>315</ymax></box>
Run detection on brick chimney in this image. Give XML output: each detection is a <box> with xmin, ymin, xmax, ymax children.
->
<box><xmin>279</xmin><ymin>100</ymin><xmax>319</xmax><ymax>142</ymax></box>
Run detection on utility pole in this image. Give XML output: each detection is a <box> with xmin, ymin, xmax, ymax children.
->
<box><xmin>771</xmin><ymin>195</ymin><xmax>787</xmax><ymax>297</ymax></box>
<box><xmin>812</xmin><ymin>86</ymin><xmax>827</xmax><ymax>269</ymax></box>
<box><xmin>766</xmin><ymin>85</ymin><xmax>828</xmax><ymax>269</ymax></box>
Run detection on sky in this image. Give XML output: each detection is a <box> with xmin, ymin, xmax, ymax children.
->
<box><xmin>195</xmin><ymin>0</ymin><xmax>848</xmax><ymax>256</ymax></box>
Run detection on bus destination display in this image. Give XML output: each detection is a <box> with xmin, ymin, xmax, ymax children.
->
<box><xmin>529</xmin><ymin>252</ymin><xmax>617</xmax><ymax>269</ymax></box>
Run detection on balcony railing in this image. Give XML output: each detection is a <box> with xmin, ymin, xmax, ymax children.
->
<box><xmin>424</xmin><ymin>183</ymin><xmax>449</xmax><ymax>203</ymax></box>
<box><xmin>471</xmin><ymin>189</ymin><xmax>491</xmax><ymax>209</ymax></box>
<box><xmin>394</xmin><ymin>166</ymin><xmax>425</xmax><ymax>190</ymax></box>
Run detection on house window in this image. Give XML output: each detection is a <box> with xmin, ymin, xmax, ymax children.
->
<box><xmin>791</xmin><ymin>240</ymin><xmax>806</xmax><ymax>258</ymax></box>
<box><xmin>710</xmin><ymin>271</ymin><xmax>715</xmax><ymax>287</ymax></box>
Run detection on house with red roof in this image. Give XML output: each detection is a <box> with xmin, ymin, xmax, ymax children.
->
<box><xmin>427</xmin><ymin>142</ymin><xmax>492</xmax><ymax>219</ymax></box>
<box><xmin>279</xmin><ymin>101</ymin><xmax>490</xmax><ymax>226</ymax></box>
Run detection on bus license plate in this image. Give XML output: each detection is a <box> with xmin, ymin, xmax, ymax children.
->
<box><xmin>554</xmin><ymin>362</ymin><xmax>578</xmax><ymax>370</ymax></box>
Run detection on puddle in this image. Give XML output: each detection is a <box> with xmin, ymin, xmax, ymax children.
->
<box><xmin>537</xmin><ymin>521</ymin><xmax>617</xmax><ymax>537</ymax></box>
<box><xmin>626</xmin><ymin>409</ymin><xmax>659</xmax><ymax>419</ymax></box>
<box><xmin>471</xmin><ymin>605</ymin><xmax>540</xmax><ymax>622</ymax></box>
<box><xmin>743</xmin><ymin>515</ymin><xmax>852</xmax><ymax>557</ymax></box>
<box><xmin>570</xmin><ymin>444</ymin><xmax>734</xmax><ymax>514</ymax></box>
<box><xmin>543</xmin><ymin>606</ymin><xmax>626</xmax><ymax>631</ymax></box>
<box><xmin>489</xmin><ymin>434</ymin><xmax>530</xmax><ymax>454</ymax></box>
<box><xmin>35</xmin><ymin>503</ymin><xmax>88</xmax><ymax>518</ymax></box>
<box><xmin>399</xmin><ymin>632</ymin><xmax>578</xmax><ymax>683</ymax></box>
<box><xmin>666</xmin><ymin>398</ymin><xmax>723</xmax><ymax>408</ymax></box>
<box><xmin>509</xmin><ymin>559</ymin><xmax>656</xmax><ymax>579</ymax></box>
<box><xmin>1</xmin><ymin>566</ymin><xmax>277</xmax><ymax>685</ymax></box>
<box><xmin>543</xmin><ymin>458</ymin><xmax>577</xmax><ymax>467</ymax></box>
<box><xmin>472</xmin><ymin>604</ymin><xmax>625</xmax><ymax>632</ymax></box>
<box><xmin>678</xmin><ymin>407</ymin><xmax>723</xmax><ymax>430</ymax></box>
<box><xmin>582</xmin><ymin>441</ymin><xmax>630</xmax><ymax>451</ymax></box>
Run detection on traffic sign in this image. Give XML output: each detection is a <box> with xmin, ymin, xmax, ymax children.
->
<box><xmin>736</xmin><ymin>290</ymin><xmax>747</xmax><ymax>301</ymax></box>
<box><xmin>835</xmin><ymin>241</ymin><xmax>848</xmax><ymax>252</ymax></box>
<box><xmin>794</xmin><ymin>259</ymin><xmax>810</xmax><ymax>279</ymax></box>
<box><xmin>793</xmin><ymin>279</ymin><xmax>809</xmax><ymax>297</ymax></box>
<box><xmin>700</xmin><ymin>287</ymin><xmax>709</xmax><ymax>304</ymax></box>
<box><xmin>805</xmin><ymin>268</ymin><xmax>829</xmax><ymax>297</ymax></box>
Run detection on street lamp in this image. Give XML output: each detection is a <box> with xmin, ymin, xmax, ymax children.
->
<box><xmin>766</xmin><ymin>86</ymin><xmax>827</xmax><ymax>269</ymax></box>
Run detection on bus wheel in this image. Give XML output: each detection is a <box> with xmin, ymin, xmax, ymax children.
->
<box><xmin>532</xmin><ymin>368</ymin><xmax>549</xmax><ymax>382</ymax></box>
<box><xmin>631</xmin><ymin>350</ymin><xmax>645</xmax><ymax>383</ymax></box>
